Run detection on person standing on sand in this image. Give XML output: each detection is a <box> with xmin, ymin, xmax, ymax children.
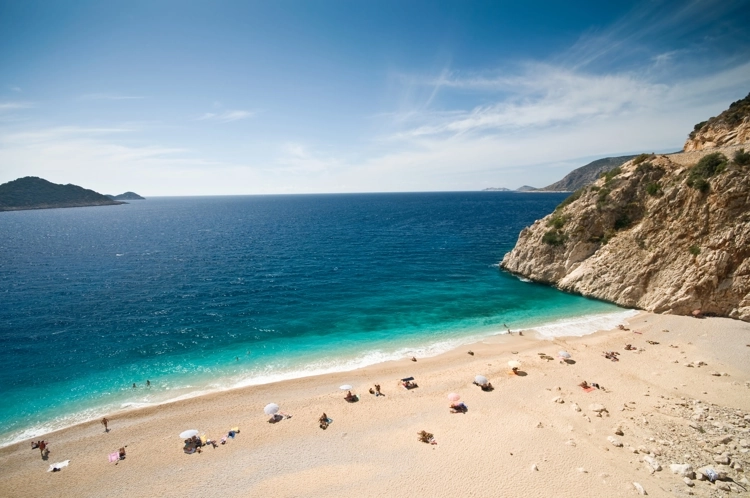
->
<box><xmin>38</xmin><ymin>440</ymin><xmax>47</xmax><ymax>458</ymax></box>
<box><xmin>101</xmin><ymin>417</ymin><xmax>109</xmax><ymax>432</ymax></box>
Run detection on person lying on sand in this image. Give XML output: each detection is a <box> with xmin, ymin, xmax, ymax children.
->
<box><xmin>449</xmin><ymin>402</ymin><xmax>468</xmax><ymax>413</ymax></box>
<box><xmin>646</xmin><ymin>340</ymin><xmax>659</xmax><ymax>345</ymax></box>
<box><xmin>603</xmin><ymin>351</ymin><xmax>620</xmax><ymax>362</ymax></box>
<box><xmin>369</xmin><ymin>388</ymin><xmax>376</xmax><ymax>395</ymax></box>
<box><xmin>624</xmin><ymin>344</ymin><xmax>634</xmax><ymax>350</ymax></box>
<box><xmin>411</xmin><ymin>356</ymin><xmax>417</xmax><ymax>362</ymax></box>
<box><xmin>467</xmin><ymin>350</ymin><xmax>474</xmax><ymax>356</ymax></box>
<box><xmin>617</xmin><ymin>324</ymin><xmax>630</xmax><ymax>331</ymax></box>
<box><xmin>319</xmin><ymin>413</ymin><xmax>331</xmax><ymax>429</ymax></box>
<box><xmin>401</xmin><ymin>380</ymin><xmax>418</xmax><ymax>389</ymax></box>
<box><xmin>417</xmin><ymin>430</ymin><xmax>437</xmax><ymax>444</ymax></box>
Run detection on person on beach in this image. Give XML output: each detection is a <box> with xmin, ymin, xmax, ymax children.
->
<box><xmin>319</xmin><ymin>413</ymin><xmax>329</xmax><ymax>429</ymax></box>
<box><xmin>38</xmin><ymin>440</ymin><xmax>48</xmax><ymax>458</ymax></box>
<box><xmin>344</xmin><ymin>391</ymin><xmax>357</xmax><ymax>402</ymax></box>
<box><xmin>132</xmin><ymin>383</ymin><xmax>136</xmax><ymax>389</ymax></box>
<box><xmin>411</xmin><ymin>356</ymin><xmax>417</xmax><ymax>362</ymax></box>
<box><xmin>101</xmin><ymin>417</ymin><xmax>109</xmax><ymax>432</ymax></box>
<box><xmin>375</xmin><ymin>384</ymin><xmax>383</xmax><ymax>396</ymax></box>
<box><xmin>118</xmin><ymin>447</ymin><xmax>126</xmax><ymax>460</ymax></box>
<box><xmin>511</xmin><ymin>366</ymin><xmax>519</xmax><ymax>374</ymax></box>
<box><xmin>146</xmin><ymin>380</ymin><xmax>150</xmax><ymax>387</ymax></box>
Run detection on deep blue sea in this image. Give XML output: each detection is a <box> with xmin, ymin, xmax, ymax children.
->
<box><xmin>0</xmin><ymin>192</ymin><xmax>633</xmax><ymax>446</ymax></box>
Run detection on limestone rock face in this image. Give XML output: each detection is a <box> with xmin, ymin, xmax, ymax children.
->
<box><xmin>501</xmin><ymin>150</ymin><xmax>750</xmax><ymax>321</ymax></box>
<box><xmin>684</xmin><ymin>92</ymin><xmax>750</xmax><ymax>151</ymax></box>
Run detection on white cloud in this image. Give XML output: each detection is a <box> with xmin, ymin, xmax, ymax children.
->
<box><xmin>197</xmin><ymin>110</ymin><xmax>254</xmax><ymax>123</ymax></box>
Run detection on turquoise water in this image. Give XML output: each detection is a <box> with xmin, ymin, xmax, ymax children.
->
<box><xmin>0</xmin><ymin>192</ymin><xmax>630</xmax><ymax>446</ymax></box>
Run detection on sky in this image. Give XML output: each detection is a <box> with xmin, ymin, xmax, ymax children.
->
<box><xmin>1</xmin><ymin>0</ymin><xmax>749</xmax><ymax>196</ymax></box>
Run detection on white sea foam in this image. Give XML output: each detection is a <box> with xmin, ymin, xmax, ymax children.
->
<box><xmin>526</xmin><ymin>309</ymin><xmax>639</xmax><ymax>339</ymax></box>
<box><xmin>0</xmin><ymin>308</ymin><xmax>639</xmax><ymax>448</ymax></box>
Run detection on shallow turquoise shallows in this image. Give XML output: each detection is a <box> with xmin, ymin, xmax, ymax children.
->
<box><xmin>0</xmin><ymin>192</ymin><xmax>630</xmax><ymax>446</ymax></box>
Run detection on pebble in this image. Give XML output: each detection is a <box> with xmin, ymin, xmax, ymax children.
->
<box><xmin>716</xmin><ymin>482</ymin><xmax>731</xmax><ymax>492</ymax></box>
<box><xmin>570</xmin><ymin>403</ymin><xmax>581</xmax><ymax>412</ymax></box>
<box><xmin>710</xmin><ymin>371</ymin><xmax>721</xmax><ymax>376</ymax></box>
<box><xmin>607</xmin><ymin>436</ymin><xmax>623</xmax><ymax>447</ymax></box>
<box><xmin>531</xmin><ymin>463</ymin><xmax>538</xmax><ymax>471</ymax></box>
<box><xmin>632</xmin><ymin>482</ymin><xmax>646</xmax><ymax>495</ymax></box>
<box><xmin>565</xmin><ymin>439</ymin><xmax>576</xmax><ymax>447</ymax></box>
<box><xmin>683</xmin><ymin>477</ymin><xmax>694</xmax><ymax>487</ymax></box>
<box><xmin>576</xmin><ymin>467</ymin><xmax>587</xmax><ymax>473</ymax></box>
<box><xmin>552</xmin><ymin>396</ymin><xmax>564</xmax><ymax>404</ymax></box>
<box><xmin>713</xmin><ymin>453</ymin><xmax>730</xmax><ymax>464</ymax></box>
<box><xmin>614</xmin><ymin>427</ymin><xmax>624</xmax><ymax>436</ymax></box>
<box><xmin>642</xmin><ymin>455</ymin><xmax>661</xmax><ymax>471</ymax></box>
<box><xmin>669</xmin><ymin>464</ymin><xmax>695</xmax><ymax>478</ymax></box>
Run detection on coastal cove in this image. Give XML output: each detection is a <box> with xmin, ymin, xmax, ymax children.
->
<box><xmin>0</xmin><ymin>192</ymin><xmax>628</xmax><ymax>447</ymax></box>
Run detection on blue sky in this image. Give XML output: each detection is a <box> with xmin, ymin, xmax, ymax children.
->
<box><xmin>1</xmin><ymin>0</ymin><xmax>749</xmax><ymax>195</ymax></box>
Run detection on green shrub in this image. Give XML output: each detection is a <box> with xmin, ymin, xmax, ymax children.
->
<box><xmin>632</xmin><ymin>153</ymin><xmax>654</xmax><ymax>166</ymax></box>
<box><xmin>689</xmin><ymin>245</ymin><xmax>700</xmax><ymax>256</ymax></box>
<box><xmin>693</xmin><ymin>153</ymin><xmax>727</xmax><ymax>177</ymax></box>
<box><xmin>542</xmin><ymin>230</ymin><xmax>567</xmax><ymax>246</ymax></box>
<box><xmin>597</xmin><ymin>187</ymin><xmax>611</xmax><ymax>205</ymax></box>
<box><xmin>687</xmin><ymin>152</ymin><xmax>727</xmax><ymax>192</ymax></box>
<box><xmin>645</xmin><ymin>182</ymin><xmax>662</xmax><ymax>196</ymax></box>
<box><xmin>547</xmin><ymin>213</ymin><xmax>568</xmax><ymax>229</ymax></box>
<box><xmin>555</xmin><ymin>187</ymin><xmax>584</xmax><ymax>211</ymax></box>
<box><xmin>614</xmin><ymin>214</ymin><xmax>631</xmax><ymax>231</ymax></box>
<box><xmin>687</xmin><ymin>176</ymin><xmax>710</xmax><ymax>193</ymax></box>
<box><xmin>734</xmin><ymin>148</ymin><xmax>750</xmax><ymax>166</ymax></box>
<box><xmin>600</xmin><ymin>167</ymin><xmax>622</xmax><ymax>184</ymax></box>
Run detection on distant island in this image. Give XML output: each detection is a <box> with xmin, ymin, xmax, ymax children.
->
<box><xmin>0</xmin><ymin>177</ymin><xmax>126</xmax><ymax>212</ymax></box>
<box><xmin>106</xmin><ymin>191</ymin><xmax>145</xmax><ymax>201</ymax></box>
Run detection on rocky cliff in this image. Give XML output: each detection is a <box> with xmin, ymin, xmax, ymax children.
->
<box><xmin>685</xmin><ymin>92</ymin><xmax>750</xmax><ymax>151</ymax></box>
<box><xmin>501</xmin><ymin>148</ymin><xmax>750</xmax><ymax>321</ymax></box>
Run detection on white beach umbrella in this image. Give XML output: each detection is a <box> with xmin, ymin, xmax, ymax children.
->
<box><xmin>339</xmin><ymin>384</ymin><xmax>353</xmax><ymax>391</ymax></box>
<box><xmin>474</xmin><ymin>375</ymin><xmax>488</xmax><ymax>385</ymax></box>
<box><xmin>264</xmin><ymin>403</ymin><xmax>280</xmax><ymax>416</ymax></box>
<box><xmin>558</xmin><ymin>351</ymin><xmax>572</xmax><ymax>359</ymax></box>
<box><xmin>447</xmin><ymin>393</ymin><xmax>461</xmax><ymax>402</ymax></box>
<box><xmin>508</xmin><ymin>360</ymin><xmax>522</xmax><ymax>369</ymax></box>
<box><xmin>179</xmin><ymin>429</ymin><xmax>199</xmax><ymax>439</ymax></box>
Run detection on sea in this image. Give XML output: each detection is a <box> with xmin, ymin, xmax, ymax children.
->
<box><xmin>0</xmin><ymin>192</ymin><xmax>635</xmax><ymax>447</ymax></box>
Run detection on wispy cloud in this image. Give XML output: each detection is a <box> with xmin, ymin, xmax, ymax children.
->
<box><xmin>197</xmin><ymin>110</ymin><xmax>254</xmax><ymax>123</ymax></box>
<box><xmin>80</xmin><ymin>93</ymin><xmax>146</xmax><ymax>100</ymax></box>
<box><xmin>0</xmin><ymin>101</ymin><xmax>34</xmax><ymax>111</ymax></box>
<box><xmin>9</xmin><ymin>86</ymin><xmax>22</xmax><ymax>93</ymax></box>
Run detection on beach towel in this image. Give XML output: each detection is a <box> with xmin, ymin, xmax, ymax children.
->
<box><xmin>108</xmin><ymin>452</ymin><xmax>119</xmax><ymax>463</ymax></box>
<box><xmin>48</xmin><ymin>460</ymin><xmax>70</xmax><ymax>472</ymax></box>
<box><xmin>231</xmin><ymin>426</ymin><xmax>239</xmax><ymax>433</ymax></box>
<box><xmin>583</xmin><ymin>387</ymin><xmax>596</xmax><ymax>393</ymax></box>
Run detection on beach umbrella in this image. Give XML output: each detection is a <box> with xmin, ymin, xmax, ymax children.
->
<box><xmin>558</xmin><ymin>351</ymin><xmax>572</xmax><ymax>359</ymax></box>
<box><xmin>179</xmin><ymin>429</ymin><xmax>199</xmax><ymax>439</ymax></box>
<box><xmin>508</xmin><ymin>360</ymin><xmax>521</xmax><ymax>369</ymax></box>
<box><xmin>339</xmin><ymin>384</ymin><xmax>353</xmax><ymax>391</ymax></box>
<box><xmin>447</xmin><ymin>393</ymin><xmax>461</xmax><ymax>402</ymax></box>
<box><xmin>474</xmin><ymin>375</ymin><xmax>488</xmax><ymax>385</ymax></box>
<box><xmin>264</xmin><ymin>403</ymin><xmax>280</xmax><ymax>416</ymax></box>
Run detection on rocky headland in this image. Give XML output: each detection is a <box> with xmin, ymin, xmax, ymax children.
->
<box><xmin>502</xmin><ymin>94</ymin><xmax>750</xmax><ymax>321</ymax></box>
<box><xmin>0</xmin><ymin>177</ymin><xmax>125</xmax><ymax>212</ymax></box>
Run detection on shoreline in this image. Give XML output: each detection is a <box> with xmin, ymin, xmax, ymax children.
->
<box><xmin>0</xmin><ymin>308</ymin><xmax>638</xmax><ymax>449</ymax></box>
<box><xmin>2</xmin><ymin>311</ymin><xmax>749</xmax><ymax>497</ymax></box>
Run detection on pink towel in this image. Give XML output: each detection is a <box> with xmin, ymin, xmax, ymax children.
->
<box><xmin>583</xmin><ymin>387</ymin><xmax>596</xmax><ymax>393</ymax></box>
<box><xmin>108</xmin><ymin>452</ymin><xmax>119</xmax><ymax>463</ymax></box>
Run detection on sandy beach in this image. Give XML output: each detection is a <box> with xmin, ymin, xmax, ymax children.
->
<box><xmin>2</xmin><ymin>312</ymin><xmax>749</xmax><ymax>498</ymax></box>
